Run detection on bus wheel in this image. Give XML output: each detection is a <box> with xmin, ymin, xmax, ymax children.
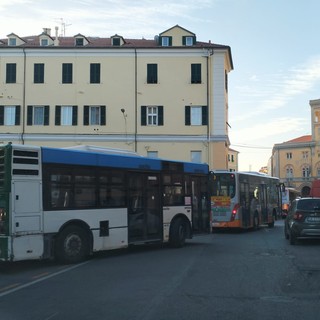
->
<box><xmin>169</xmin><ymin>218</ymin><xmax>186</xmax><ymax>248</ymax></box>
<box><xmin>55</xmin><ymin>225</ymin><xmax>90</xmax><ymax>264</ymax></box>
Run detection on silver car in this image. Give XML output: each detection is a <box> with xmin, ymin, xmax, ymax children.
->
<box><xmin>284</xmin><ymin>197</ymin><xmax>320</xmax><ymax>245</ymax></box>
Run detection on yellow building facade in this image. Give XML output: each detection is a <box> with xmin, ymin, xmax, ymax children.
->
<box><xmin>272</xmin><ymin>98</ymin><xmax>320</xmax><ymax>196</ymax></box>
<box><xmin>0</xmin><ymin>25</ymin><xmax>233</xmax><ymax>170</ymax></box>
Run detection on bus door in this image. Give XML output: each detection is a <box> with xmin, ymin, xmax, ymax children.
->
<box><xmin>191</xmin><ymin>176</ymin><xmax>209</xmax><ymax>234</ymax></box>
<box><xmin>260</xmin><ymin>184</ymin><xmax>268</xmax><ymax>223</ymax></box>
<box><xmin>128</xmin><ymin>173</ymin><xmax>162</xmax><ymax>243</ymax></box>
<box><xmin>239</xmin><ymin>182</ymin><xmax>250</xmax><ymax>227</ymax></box>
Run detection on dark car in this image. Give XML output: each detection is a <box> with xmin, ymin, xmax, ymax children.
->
<box><xmin>284</xmin><ymin>197</ymin><xmax>320</xmax><ymax>245</ymax></box>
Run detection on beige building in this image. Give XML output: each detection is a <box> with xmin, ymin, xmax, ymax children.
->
<box><xmin>0</xmin><ymin>25</ymin><xmax>233</xmax><ymax>170</ymax></box>
<box><xmin>228</xmin><ymin>148</ymin><xmax>239</xmax><ymax>171</ymax></box>
<box><xmin>272</xmin><ymin>98</ymin><xmax>320</xmax><ymax>196</ymax></box>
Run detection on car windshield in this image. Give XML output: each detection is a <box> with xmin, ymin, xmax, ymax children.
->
<box><xmin>297</xmin><ymin>199</ymin><xmax>320</xmax><ymax>211</ymax></box>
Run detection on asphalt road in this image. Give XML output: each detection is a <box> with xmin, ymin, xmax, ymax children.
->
<box><xmin>0</xmin><ymin>219</ymin><xmax>320</xmax><ymax>320</ymax></box>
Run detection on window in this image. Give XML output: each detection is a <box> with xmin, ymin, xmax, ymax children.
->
<box><xmin>191</xmin><ymin>151</ymin><xmax>202</xmax><ymax>163</ymax></box>
<box><xmin>55</xmin><ymin>105</ymin><xmax>77</xmax><ymax>126</ymax></box>
<box><xmin>27</xmin><ymin>106</ymin><xmax>49</xmax><ymax>125</ymax></box>
<box><xmin>286</xmin><ymin>166</ymin><xmax>293</xmax><ymax>178</ymax></box>
<box><xmin>8</xmin><ymin>38</ymin><xmax>16</xmax><ymax>46</ymax></box>
<box><xmin>34</xmin><ymin>63</ymin><xmax>44</xmax><ymax>83</ymax></box>
<box><xmin>40</xmin><ymin>38</ymin><xmax>48</xmax><ymax>46</ymax></box>
<box><xmin>147</xmin><ymin>151</ymin><xmax>158</xmax><ymax>158</ymax></box>
<box><xmin>286</xmin><ymin>152</ymin><xmax>292</xmax><ymax>159</ymax></box>
<box><xmin>0</xmin><ymin>105</ymin><xmax>20</xmax><ymax>125</ymax></box>
<box><xmin>147</xmin><ymin>64</ymin><xmax>158</xmax><ymax>84</ymax></box>
<box><xmin>6</xmin><ymin>63</ymin><xmax>16</xmax><ymax>83</ymax></box>
<box><xmin>302</xmin><ymin>166</ymin><xmax>310</xmax><ymax>178</ymax></box>
<box><xmin>90</xmin><ymin>63</ymin><xmax>101</xmax><ymax>84</ymax></box>
<box><xmin>191</xmin><ymin>64</ymin><xmax>201</xmax><ymax>83</ymax></box>
<box><xmin>161</xmin><ymin>36</ymin><xmax>172</xmax><ymax>47</ymax></box>
<box><xmin>75</xmin><ymin>38</ymin><xmax>84</xmax><ymax>46</ymax></box>
<box><xmin>183</xmin><ymin>36</ymin><xmax>194</xmax><ymax>46</ymax></box>
<box><xmin>83</xmin><ymin>106</ymin><xmax>106</xmax><ymax>125</ymax></box>
<box><xmin>141</xmin><ymin>106</ymin><xmax>163</xmax><ymax>126</ymax></box>
<box><xmin>62</xmin><ymin>63</ymin><xmax>73</xmax><ymax>84</ymax></box>
<box><xmin>112</xmin><ymin>38</ymin><xmax>120</xmax><ymax>46</ymax></box>
<box><xmin>317</xmin><ymin>167</ymin><xmax>320</xmax><ymax>177</ymax></box>
<box><xmin>185</xmin><ymin>106</ymin><xmax>208</xmax><ymax>125</ymax></box>
<box><xmin>302</xmin><ymin>151</ymin><xmax>308</xmax><ymax>159</ymax></box>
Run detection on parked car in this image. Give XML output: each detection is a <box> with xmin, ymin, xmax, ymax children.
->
<box><xmin>284</xmin><ymin>197</ymin><xmax>320</xmax><ymax>245</ymax></box>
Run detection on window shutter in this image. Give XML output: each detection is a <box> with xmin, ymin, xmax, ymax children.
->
<box><xmin>141</xmin><ymin>106</ymin><xmax>146</xmax><ymax>126</ymax></box>
<box><xmin>185</xmin><ymin>106</ymin><xmax>191</xmax><ymax>125</ymax></box>
<box><xmin>0</xmin><ymin>106</ymin><xmax>4</xmax><ymax>125</ymax></box>
<box><xmin>202</xmin><ymin>106</ymin><xmax>208</xmax><ymax>125</ymax></box>
<box><xmin>83</xmin><ymin>106</ymin><xmax>89</xmax><ymax>125</ymax></box>
<box><xmin>193</xmin><ymin>36</ymin><xmax>196</xmax><ymax>44</ymax></box>
<box><xmin>27</xmin><ymin>106</ymin><xmax>33</xmax><ymax>125</ymax></box>
<box><xmin>100</xmin><ymin>106</ymin><xmax>106</xmax><ymax>125</ymax></box>
<box><xmin>55</xmin><ymin>105</ymin><xmax>61</xmax><ymax>125</ymax></box>
<box><xmin>15</xmin><ymin>105</ymin><xmax>20</xmax><ymax>125</ymax></box>
<box><xmin>169</xmin><ymin>37</ymin><xmax>172</xmax><ymax>46</ymax></box>
<box><xmin>72</xmin><ymin>105</ymin><xmax>78</xmax><ymax>126</ymax></box>
<box><xmin>44</xmin><ymin>105</ymin><xmax>49</xmax><ymax>125</ymax></box>
<box><xmin>158</xmin><ymin>106</ymin><xmax>163</xmax><ymax>126</ymax></box>
<box><xmin>182</xmin><ymin>36</ymin><xmax>186</xmax><ymax>45</ymax></box>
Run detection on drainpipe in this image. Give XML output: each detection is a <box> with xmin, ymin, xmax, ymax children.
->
<box><xmin>134</xmin><ymin>47</ymin><xmax>137</xmax><ymax>152</ymax></box>
<box><xmin>22</xmin><ymin>48</ymin><xmax>26</xmax><ymax>145</ymax></box>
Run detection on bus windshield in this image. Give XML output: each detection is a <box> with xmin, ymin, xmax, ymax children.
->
<box><xmin>210</xmin><ymin>172</ymin><xmax>235</xmax><ymax>198</ymax></box>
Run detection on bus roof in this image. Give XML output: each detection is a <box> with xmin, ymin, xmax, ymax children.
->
<box><xmin>40</xmin><ymin>145</ymin><xmax>208</xmax><ymax>174</ymax></box>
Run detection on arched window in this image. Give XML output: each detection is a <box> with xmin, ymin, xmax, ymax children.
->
<box><xmin>302</xmin><ymin>166</ymin><xmax>310</xmax><ymax>178</ymax></box>
<box><xmin>285</xmin><ymin>166</ymin><xmax>293</xmax><ymax>179</ymax></box>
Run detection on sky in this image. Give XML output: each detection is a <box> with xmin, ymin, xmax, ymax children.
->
<box><xmin>1</xmin><ymin>0</ymin><xmax>320</xmax><ymax>171</ymax></box>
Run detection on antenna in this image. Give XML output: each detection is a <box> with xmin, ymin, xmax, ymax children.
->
<box><xmin>54</xmin><ymin>18</ymin><xmax>72</xmax><ymax>37</ymax></box>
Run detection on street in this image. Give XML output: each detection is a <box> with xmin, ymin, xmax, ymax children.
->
<box><xmin>0</xmin><ymin>219</ymin><xmax>320</xmax><ymax>320</ymax></box>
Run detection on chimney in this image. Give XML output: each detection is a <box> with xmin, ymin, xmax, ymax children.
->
<box><xmin>54</xmin><ymin>26</ymin><xmax>60</xmax><ymax>46</ymax></box>
<box><xmin>43</xmin><ymin>28</ymin><xmax>51</xmax><ymax>36</ymax></box>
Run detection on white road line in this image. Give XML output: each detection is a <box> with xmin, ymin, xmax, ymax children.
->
<box><xmin>0</xmin><ymin>260</ymin><xmax>90</xmax><ymax>298</ymax></box>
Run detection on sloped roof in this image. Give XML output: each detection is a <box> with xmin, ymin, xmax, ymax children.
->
<box><xmin>285</xmin><ymin>135</ymin><xmax>312</xmax><ymax>143</ymax></box>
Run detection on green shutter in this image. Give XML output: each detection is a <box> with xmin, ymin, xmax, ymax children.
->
<box><xmin>27</xmin><ymin>106</ymin><xmax>33</xmax><ymax>125</ymax></box>
<box><xmin>44</xmin><ymin>106</ymin><xmax>49</xmax><ymax>125</ymax></box>
<box><xmin>100</xmin><ymin>106</ymin><xmax>106</xmax><ymax>125</ymax></box>
<box><xmin>141</xmin><ymin>106</ymin><xmax>146</xmax><ymax>126</ymax></box>
<box><xmin>0</xmin><ymin>106</ymin><xmax>4</xmax><ymax>125</ymax></box>
<box><xmin>185</xmin><ymin>106</ymin><xmax>191</xmax><ymax>125</ymax></box>
<box><xmin>72</xmin><ymin>105</ymin><xmax>78</xmax><ymax>126</ymax></box>
<box><xmin>158</xmin><ymin>106</ymin><xmax>163</xmax><ymax>126</ymax></box>
<box><xmin>84</xmin><ymin>106</ymin><xmax>89</xmax><ymax>125</ymax></box>
<box><xmin>202</xmin><ymin>106</ymin><xmax>208</xmax><ymax>125</ymax></box>
<box><xmin>55</xmin><ymin>105</ymin><xmax>61</xmax><ymax>125</ymax></box>
<box><xmin>15</xmin><ymin>106</ymin><xmax>20</xmax><ymax>125</ymax></box>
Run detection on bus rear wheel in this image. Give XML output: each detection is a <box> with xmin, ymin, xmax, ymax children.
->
<box><xmin>169</xmin><ymin>218</ymin><xmax>186</xmax><ymax>248</ymax></box>
<box><xmin>55</xmin><ymin>225</ymin><xmax>90</xmax><ymax>264</ymax></box>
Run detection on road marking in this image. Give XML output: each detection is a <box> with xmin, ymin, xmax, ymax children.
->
<box><xmin>0</xmin><ymin>283</ymin><xmax>21</xmax><ymax>292</ymax></box>
<box><xmin>0</xmin><ymin>260</ymin><xmax>90</xmax><ymax>298</ymax></box>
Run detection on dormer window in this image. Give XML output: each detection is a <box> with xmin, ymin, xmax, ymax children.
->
<box><xmin>41</xmin><ymin>38</ymin><xmax>49</xmax><ymax>46</ymax></box>
<box><xmin>161</xmin><ymin>36</ymin><xmax>172</xmax><ymax>47</ymax></box>
<box><xmin>112</xmin><ymin>38</ymin><xmax>120</xmax><ymax>46</ymax></box>
<box><xmin>183</xmin><ymin>36</ymin><xmax>195</xmax><ymax>46</ymax></box>
<box><xmin>76</xmin><ymin>38</ymin><xmax>84</xmax><ymax>46</ymax></box>
<box><xmin>8</xmin><ymin>38</ymin><xmax>16</xmax><ymax>46</ymax></box>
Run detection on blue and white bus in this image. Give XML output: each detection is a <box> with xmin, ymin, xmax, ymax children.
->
<box><xmin>0</xmin><ymin>144</ymin><xmax>210</xmax><ymax>263</ymax></box>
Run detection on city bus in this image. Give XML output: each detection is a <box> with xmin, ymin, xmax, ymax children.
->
<box><xmin>0</xmin><ymin>143</ymin><xmax>210</xmax><ymax>263</ymax></box>
<box><xmin>209</xmin><ymin>171</ymin><xmax>281</xmax><ymax>229</ymax></box>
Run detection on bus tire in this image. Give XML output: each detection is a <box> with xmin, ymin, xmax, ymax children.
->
<box><xmin>169</xmin><ymin>218</ymin><xmax>186</xmax><ymax>248</ymax></box>
<box><xmin>55</xmin><ymin>225</ymin><xmax>90</xmax><ymax>264</ymax></box>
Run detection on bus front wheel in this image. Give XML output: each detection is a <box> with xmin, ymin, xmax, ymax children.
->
<box><xmin>55</xmin><ymin>225</ymin><xmax>90</xmax><ymax>264</ymax></box>
<box><xmin>169</xmin><ymin>218</ymin><xmax>186</xmax><ymax>248</ymax></box>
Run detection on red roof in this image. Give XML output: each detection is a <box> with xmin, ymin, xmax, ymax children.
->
<box><xmin>285</xmin><ymin>135</ymin><xmax>312</xmax><ymax>143</ymax></box>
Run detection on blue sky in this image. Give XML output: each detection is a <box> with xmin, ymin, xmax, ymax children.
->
<box><xmin>1</xmin><ymin>0</ymin><xmax>320</xmax><ymax>171</ymax></box>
